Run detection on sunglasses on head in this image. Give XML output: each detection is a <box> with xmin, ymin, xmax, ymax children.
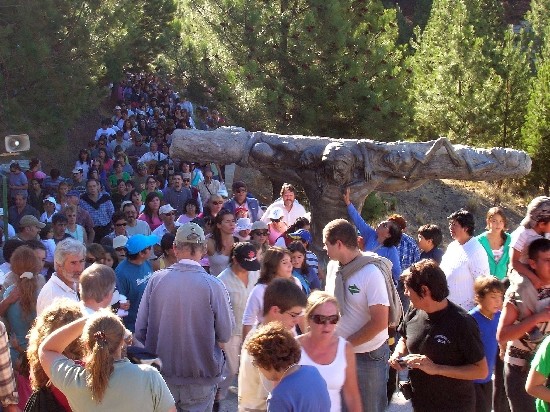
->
<box><xmin>310</xmin><ymin>314</ymin><xmax>340</xmax><ymax>325</ymax></box>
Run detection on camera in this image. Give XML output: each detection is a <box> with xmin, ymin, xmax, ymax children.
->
<box><xmin>5</xmin><ymin>134</ymin><xmax>30</xmax><ymax>153</ymax></box>
<box><xmin>397</xmin><ymin>357</ymin><xmax>409</xmax><ymax>368</ymax></box>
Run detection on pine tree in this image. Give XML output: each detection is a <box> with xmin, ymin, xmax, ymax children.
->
<box><xmin>408</xmin><ymin>0</ymin><xmax>505</xmax><ymax>145</ymax></box>
<box><xmin>522</xmin><ymin>23</ymin><xmax>550</xmax><ymax>195</ymax></box>
<box><xmin>174</xmin><ymin>0</ymin><xmax>411</xmax><ymax>140</ymax></box>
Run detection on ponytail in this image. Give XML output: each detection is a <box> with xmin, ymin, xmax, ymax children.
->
<box><xmin>83</xmin><ymin>312</ymin><xmax>124</xmax><ymax>402</ymax></box>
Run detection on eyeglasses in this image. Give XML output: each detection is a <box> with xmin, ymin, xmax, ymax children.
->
<box><xmin>163</xmin><ymin>212</ymin><xmax>175</xmax><ymax>216</ymax></box>
<box><xmin>182</xmin><ymin>179</ymin><xmax>190</xmax><ymax>182</ymax></box>
<box><xmin>270</xmin><ymin>218</ymin><xmax>282</xmax><ymax>223</ymax></box>
<box><xmin>235</xmin><ymin>188</ymin><xmax>247</xmax><ymax>194</ymax></box>
<box><xmin>309</xmin><ymin>314</ymin><xmax>340</xmax><ymax>325</ymax></box>
<box><xmin>254</xmin><ymin>230</ymin><xmax>269</xmax><ymax>236</ymax></box>
<box><xmin>211</xmin><ymin>201</ymin><xmax>224</xmax><ymax>205</ymax></box>
<box><xmin>284</xmin><ymin>309</ymin><xmax>305</xmax><ymax>319</ymax></box>
<box><xmin>115</xmin><ymin>222</ymin><xmax>127</xmax><ymax>227</ymax></box>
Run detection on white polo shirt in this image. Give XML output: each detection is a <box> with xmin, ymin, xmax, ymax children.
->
<box><xmin>37</xmin><ymin>274</ymin><xmax>79</xmax><ymax>314</ymax></box>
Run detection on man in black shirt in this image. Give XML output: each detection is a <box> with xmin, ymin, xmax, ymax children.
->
<box><xmin>389</xmin><ymin>259</ymin><xmax>488</xmax><ymax>412</ymax></box>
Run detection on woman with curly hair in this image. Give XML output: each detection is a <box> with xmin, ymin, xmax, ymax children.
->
<box><xmin>27</xmin><ymin>299</ymin><xmax>84</xmax><ymax>411</ymax></box>
<box><xmin>246</xmin><ymin>322</ymin><xmax>330</xmax><ymax>412</ymax></box>
<box><xmin>38</xmin><ymin>310</ymin><xmax>175</xmax><ymax>411</ymax></box>
<box><xmin>2</xmin><ymin>246</ymin><xmax>42</xmax><ymax>363</ymax></box>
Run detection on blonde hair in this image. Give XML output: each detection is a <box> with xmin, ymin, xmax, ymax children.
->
<box><xmin>82</xmin><ymin>311</ymin><xmax>125</xmax><ymax>402</ymax></box>
<box><xmin>305</xmin><ymin>291</ymin><xmax>340</xmax><ymax>320</ymax></box>
<box><xmin>27</xmin><ymin>299</ymin><xmax>84</xmax><ymax>390</ymax></box>
<box><xmin>10</xmin><ymin>246</ymin><xmax>41</xmax><ymax>319</ymax></box>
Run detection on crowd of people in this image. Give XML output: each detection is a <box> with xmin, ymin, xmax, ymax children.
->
<box><xmin>0</xmin><ymin>71</ymin><xmax>548</xmax><ymax>412</ymax></box>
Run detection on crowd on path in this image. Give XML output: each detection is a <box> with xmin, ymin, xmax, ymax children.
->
<box><xmin>0</xmin><ymin>71</ymin><xmax>548</xmax><ymax>412</ymax></box>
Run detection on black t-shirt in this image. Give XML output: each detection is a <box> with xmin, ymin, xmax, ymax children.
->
<box><xmin>398</xmin><ymin>301</ymin><xmax>485</xmax><ymax>412</ymax></box>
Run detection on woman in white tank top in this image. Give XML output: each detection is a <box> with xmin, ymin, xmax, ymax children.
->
<box><xmin>297</xmin><ymin>291</ymin><xmax>362</xmax><ymax>412</ymax></box>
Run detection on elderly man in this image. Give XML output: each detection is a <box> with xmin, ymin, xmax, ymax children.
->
<box><xmin>36</xmin><ymin>238</ymin><xmax>86</xmax><ymax>314</ymax></box>
<box><xmin>79</xmin><ymin>178</ymin><xmax>115</xmax><ymax>243</ymax></box>
<box><xmin>115</xmin><ymin>234</ymin><xmax>158</xmax><ymax>332</ymax></box>
<box><xmin>135</xmin><ymin>223</ymin><xmax>233</xmax><ymax>412</ymax></box>
<box><xmin>262</xmin><ymin>183</ymin><xmax>307</xmax><ymax>226</ymax></box>
<box><xmin>122</xmin><ymin>201</ymin><xmax>151</xmax><ymax>236</ymax></box>
<box><xmin>197</xmin><ymin>168</ymin><xmax>221</xmax><ymax>206</ymax></box>
<box><xmin>8</xmin><ymin>193</ymin><xmax>39</xmax><ymax>230</ymax></box>
<box><xmin>223</xmin><ymin>181</ymin><xmax>263</xmax><ymax>223</ymax></box>
<box><xmin>153</xmin><ymin>204</ymin><xmax>181</xmax><ymax>238</ymax></box>
<box><xmin>390</xmin><ymin>259</ymin><xmax>487</xmax><ymax>412</ymax></box>
<box><xmin>163</xmin><ymin>173</ymin><xmax>193</xmax><ymax>216</ymax></box>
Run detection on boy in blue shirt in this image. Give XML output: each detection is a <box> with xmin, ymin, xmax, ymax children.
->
<box><xmin>469</xmin><ymin>275</ymin><xmax>505</xmax><ymax>412</ymax></box>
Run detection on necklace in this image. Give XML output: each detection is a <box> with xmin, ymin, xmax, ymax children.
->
<box><xmin>280</xmin><ymin>363</ymin><xmax>299</xmax><ymax>381</ymax></box>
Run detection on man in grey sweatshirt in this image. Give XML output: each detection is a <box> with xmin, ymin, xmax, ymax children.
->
<box><xmin>135</xmin><ymin>222</ymin><xmax>234</xmax><ymax>412</ymax></box>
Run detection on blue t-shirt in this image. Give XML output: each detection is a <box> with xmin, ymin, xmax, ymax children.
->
<box><xmin>420</xmin><ymin>248</ymin><xmax>444</xmax><ymax>265</ymax></box>
<box><xmin>469</xmin><ymin>306</ymin><xmax>500</xmax><ymax>383</ymax></box>
<box><xmin>115</xmin><ymin>259</ymin><xmax>154</xmax><ymax>332</ymax></box>
<box><xmin>268</xmin><ymin>365</ymin><xmax>331</xmax><ymax>412</ymax></box>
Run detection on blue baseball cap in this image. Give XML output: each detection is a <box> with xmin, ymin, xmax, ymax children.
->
<box><xmin>126</xmin><ymin>234</ymin><xmax>159</xmax><ymax>254</ymax></box>
<box><xmin>289</xmin><ymin>229</ymin><xmax>312</xmax><ymax>243</ymax></box>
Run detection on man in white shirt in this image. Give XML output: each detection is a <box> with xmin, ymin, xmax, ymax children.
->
<box><xmin>262</xmin><ymin>183</ymin><xmax>307</xmax><ymax>227</ymax></box>
<box><xmin>197</xmin><ymin>169</ymin><xmax>221</xmax><ymax>206</ymax></box>
<box><xmin>95</xmin><ymin>118</ymin><xmax>116</xmax><ymax>141</ymax></box>
<box><xmin>37</xmin><ymin>238</ymin><xmax>86</xmax><ymax>314</ymax></box>
<box><xmin>138</xmin><ymin>141</ymin><xmax>168</xmax><ymax>164</ymax></box>
<box><xmin>79</xmin><ymin>263</ymin><xmax>117</xmax><ymax>315</ymax></box>
<box><xmin>324</xmin><ymin>219</ymin><xmax>390</xmax><ymax>412</ymax></box>
<box><xmin>152</xmin><ymin>204</ymin><xmax>181</xmax><ymax>238</ymax></box>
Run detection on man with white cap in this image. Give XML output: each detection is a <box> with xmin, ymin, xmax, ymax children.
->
<box><xmin>115</xmin><ymin>233</ymin><xmax>158</xmax><ymax>332</ymax></box>
<box><xmin>152</xmin><ymin>204</ymin><xmax>181</xmax><ymax>238</ymax></box>
<box><xmin>262</xmin><ymin>183</ymin><xmax>307</xmax><ymax>227</ymax></box>
<box><xmin>40</xmin><ymin>196</ymin><xmax>58</xmax><ymax>223</ymax></box>
<box><xmin>135</xmin><ymin>223</ymin><xmax>234</xmax><ymax>412</ymax></box>
<box><xmin>113</xmin><ymin>235</ymin><xmax>128</xmax><ymax>261</ymax></box>
<box><xmin>67</xmin><ymin>168</ymin><xmax>87</xmax><ymax>195</ymax></box>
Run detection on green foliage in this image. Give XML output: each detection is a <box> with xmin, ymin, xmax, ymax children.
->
<box><xmin>408</xmin><ymin>0</ymin><xmax>533</xmax><ymax>149</ymax></box>
<box><xmin>361</xmin><ymin>192</ymin><xmax>388</xmax><ymax>224</ymax></box>
<box><xmin>0</xmin><ymin>0</ymin><xmax>178</xmax><ymax>147</ymax></box>
<box><xmin>522</xmin><ymin>26</ymin><xmax>550</xmax><ymax>195</ymax></box>
<box><xmin>173</xmin><ymin>0</ymin><xmax>412</xmax><ymax>140</ymax></box>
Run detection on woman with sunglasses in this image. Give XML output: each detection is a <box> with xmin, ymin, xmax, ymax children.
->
<box><xmin>199</xmin><ymin>194</ymin><xmax>225</xmax><ymax>221</ymax></box>
<box><xmin>267</xmin><ymin>207</ymin><xmax>288</xmax><ymax>246</ymax></box>
<box><xmin>297</xmin><ymin>291</ymin><xmax>362</xmax><ymax>412</ymax></box>
<box><xmin>250</xmin><ymin>221</ymin><xmax>270</xmax><ymax>262</ymax></box>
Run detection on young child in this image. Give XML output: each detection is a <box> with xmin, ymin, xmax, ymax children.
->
<box><xmin>235</xmin><ymin>217</ymin><xmax>252</xmax><ymax>241</ymax></box>
<box><xmin>417</xmin><ymin>224</ymin><xmax>444</xmax><ymax>264</ymax></box>
<box><xmin>288</xmin><ymin>241</ymin><xmax>321</xmax><ymax>296</ymax></box>
<box><xmin>469</xmin><ymin>276</ymin><xmax>505</xmax><ymax>412</ymax></box>
<box><xmin>510</xmin><ymin>196</ymin><xmax>550</xmax><ymax>288</ymax></box>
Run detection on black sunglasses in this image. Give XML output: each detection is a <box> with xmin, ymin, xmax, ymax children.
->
<box><xmin>309</xmin><ymin>314</ymin><xmax>340</xmax><ymax>325</ymax></box>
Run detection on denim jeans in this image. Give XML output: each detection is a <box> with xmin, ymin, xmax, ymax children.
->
<box><xmin>167</xmin><ymin>382</ymin><xmax>216</xmax><ymax>412</ymax></box>
<box><xmin>352</xmin><ymin>343</ymin><xmax>390</xmax><ymax>412</ymax></box>
<box><xmin>504</xmin><ymin>362</ymin><xmax>536</xmax><ymax>412</ymax></box>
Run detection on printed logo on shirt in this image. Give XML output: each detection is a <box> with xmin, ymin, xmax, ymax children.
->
<box><xmin>433</xmin><ymin>334</ymin><xmax>451</xmax><ymax>345</ymax></box>
<box><xmin>348</xmin><ymin>284</ymin><xmax>360</xmax><ymax>295</ymax></box>
<box><xmin>136</xmin><ymin>272</ymin><xmax>153</xmax><ymax>286</ymax></box>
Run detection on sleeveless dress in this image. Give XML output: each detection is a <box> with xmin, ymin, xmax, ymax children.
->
<box><xmin>209</xmin><ymin>251</ymin><xmax>230</xmax><ymax>276</ymax></box>
<box><xmin>299</xmin><ymin>336</ymin><xmax>347</xmax><ymax>412</ymax></box>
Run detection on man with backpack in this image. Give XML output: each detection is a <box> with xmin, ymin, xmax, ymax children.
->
<box><xmin>324</xmin><ymin>218</ymin><xmax>397</xmax><ymax>412</ymax></box>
